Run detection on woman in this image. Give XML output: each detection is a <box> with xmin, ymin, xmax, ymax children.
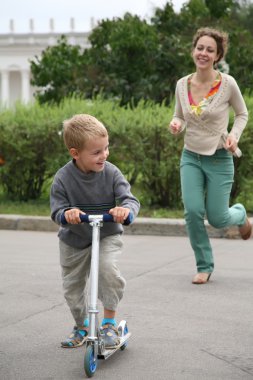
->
<box><xmin>169</xmin><ymin>27</ymin><xmax>251</xmax><ymax>284</ymax></box>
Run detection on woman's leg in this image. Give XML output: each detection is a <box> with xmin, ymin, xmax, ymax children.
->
<box><xmin>204</xmin><ymin>149</ymin><xmax>246</xmax><ymax>229</ymax></box>
<box><xmin>180</xmin><ymin>149</ymin><xmax>214</xmax><ymax>273</ymax></box>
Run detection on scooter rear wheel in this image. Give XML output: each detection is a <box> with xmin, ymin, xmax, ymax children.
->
<box><xmin>84</xmin><ymin>345</ymin><xmax>97</xmax><ymax>378</ymax></box>
<box><xmin>118</xmin><ymin>321</ymin><xmax>129</xmax><ymax>351</ymax></box>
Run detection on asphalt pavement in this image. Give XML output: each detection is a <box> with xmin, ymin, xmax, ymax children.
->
<box><xmin>1</xmin><ymin>229</ymin><xmax>253</xmax><ymax>380</ymax></box>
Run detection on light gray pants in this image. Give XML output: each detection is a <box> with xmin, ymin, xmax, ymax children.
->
<box><xmin>59</xmin><ymin>234</ymin><xmax>126</xmax><ymax>327</ymax></box>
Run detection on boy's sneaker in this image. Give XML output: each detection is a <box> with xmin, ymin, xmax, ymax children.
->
<box><xmin>100</xmin><ymin>323</ymin><xmax>120</xmax><ymax>349</ymax></box>
<box><xmin>61</xmin><ymin>326</ymin><xmax>88</xmax><ymax>348</ymax></box>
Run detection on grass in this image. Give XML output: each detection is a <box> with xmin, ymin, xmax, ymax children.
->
<box><xmin>138</xmin><ymin>207</ymin><xmax>184</xmax><ymax>218</ymax></box>
<box><xmin>0</xmin><ymin>182</ymin><xmax>185</xmax><ymax>218</ymax></box>
<box><xmin>0</xmin><ymin>197</ymin><xmax>184</xmax><ymax>218</ymax></box>
<box><xmin>0</xmin><ymin>198</ymin><xmax>51</xmax><ymax>216</ymax></box>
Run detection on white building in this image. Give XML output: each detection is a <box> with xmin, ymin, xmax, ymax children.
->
<box><xmin>0</xmin><ymin>18</ymin><xmax>90</xmax><ymax>108</ymax></box>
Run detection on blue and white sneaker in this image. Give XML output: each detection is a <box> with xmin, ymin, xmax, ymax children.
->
<box><xmin>100</xmin><ymin>323</ymin><xmax>120</xmax><ymax>348</ymax></box>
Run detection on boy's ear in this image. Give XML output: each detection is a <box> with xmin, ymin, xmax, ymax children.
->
<box><xmin>69</xmin><ymin>148</ymin><xmax>79</xmax><ymax>159</ymax></box>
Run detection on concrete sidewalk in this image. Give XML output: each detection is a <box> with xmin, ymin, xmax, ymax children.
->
<box><xmin>0</xmin><ymin>213</ymin><xmax>251</xmax><ymax>238</ymax></box>
<box><xmin>1</xmin><ymin>230</ymin><xmax>253</xmax><ymax>379</ymax></box>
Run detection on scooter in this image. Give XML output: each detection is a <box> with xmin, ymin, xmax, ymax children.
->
<box><xmin>61</xmin><ymin>212</ymin><xmax>133</xmax><ymax>378</ymax></box>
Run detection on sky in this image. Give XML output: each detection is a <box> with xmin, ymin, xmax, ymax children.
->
<box><xmin>0</xmin><ymin>0</ymin><xmax>186</xmax><ymax>34</ymax></box>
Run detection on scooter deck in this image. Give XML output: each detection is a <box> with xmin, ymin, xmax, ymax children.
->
<box><xmin>97</xmin><ymin>332</ymin><xmax>131</xmax><ymax>360</ymax></box>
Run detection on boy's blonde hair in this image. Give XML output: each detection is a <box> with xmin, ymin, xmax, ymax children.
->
<box><xmin>63</xmin><ymin>114</ymin><xmax>108</xmax><ymax>150</ymax></box>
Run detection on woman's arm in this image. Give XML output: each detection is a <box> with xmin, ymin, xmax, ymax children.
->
<box><xmin>229</xmin><ymin>77</ymin><xmax>248</xmax><ymax>142</ymax></box>
<box><xmin>169</xmin><ymin>82</ymin><xmax>186</xmax><ymax>134</ymax></box>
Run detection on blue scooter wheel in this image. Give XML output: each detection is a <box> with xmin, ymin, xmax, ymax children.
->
<box><xmin>84</xmin><ymin>345</ymin><xmax>97</xmax><ymax>378</ymax></box>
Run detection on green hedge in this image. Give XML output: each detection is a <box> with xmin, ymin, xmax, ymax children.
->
<box><xmin>231</xmin><ymin>95</ymin><xmax>253</xmax><ymax>211</ymax></box>
<box><xmin>0</xmin><ymin>102</ymin><xmax>66</xmax><ymax>200</ymax></box>
<box><xmin>0</xmin><ymin>97</ymin><xmax>252</xmax><ymax>210</ymax></box>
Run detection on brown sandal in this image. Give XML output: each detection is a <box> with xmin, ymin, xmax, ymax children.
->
<box><xmin>61</xmin><ymin>326</ymin><xmax>88</xmax><ymax>348</ymax></box>
<box><xmin>239</xmin><ymin>218</ymin><xmax>252</xmax><ymax>240</ymax></box>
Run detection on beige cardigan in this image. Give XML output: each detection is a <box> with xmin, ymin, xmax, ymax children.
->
<box><xmin>172</xmin><ymin>72</ymin><xmax>248</xmax><ymax>155</ymax></box>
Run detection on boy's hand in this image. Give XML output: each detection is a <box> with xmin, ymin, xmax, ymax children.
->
<box><xmin>64</xmin><ymin>208</ymin><xmax>85</xmax><ymax>224</ymax></box>
<box><xmin>109</xmin><ymin>207</ymin><xmax>130</xmax><ymax>224</ymax></box>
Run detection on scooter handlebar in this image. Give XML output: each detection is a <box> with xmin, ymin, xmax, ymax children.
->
<box><xmin>60</xmin><ymin>212</ymin><xmax>134</xmax><ymax>226</ymax></box>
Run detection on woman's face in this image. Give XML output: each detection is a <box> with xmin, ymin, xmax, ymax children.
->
<box><xmin>192</xmin><ymin>35</ymin><xmax>219</xmax><ymax>70</ymax></box>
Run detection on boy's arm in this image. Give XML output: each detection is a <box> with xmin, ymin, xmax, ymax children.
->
<box><xmin>109</xmin><ymin>167</ymin><xmax>140</xmax><ymax>223</ymax></box>
<box><xmin>50</xmin><ymin>177</ymin><xmax>83</xmax><ymax>225</ymax></box>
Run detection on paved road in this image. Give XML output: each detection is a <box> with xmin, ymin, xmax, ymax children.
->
<box><xmin>1</xmin><ymin>230</ymin><xmax>253</xmax><ymax>380</ymax></box>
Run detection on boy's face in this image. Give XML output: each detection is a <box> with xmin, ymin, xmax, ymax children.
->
<box><xmin>70</xmin><ymin>136</ymin><xmax>109</xmax><ymax>173</ymax></box>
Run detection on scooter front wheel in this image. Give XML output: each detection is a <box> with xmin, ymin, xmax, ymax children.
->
<box><xmin>84</xmin><ymin>345</ymin><xmax>97</xmax><ymax>378</ymax></box>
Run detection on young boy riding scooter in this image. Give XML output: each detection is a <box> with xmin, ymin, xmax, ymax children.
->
<box><xmin>50</xmin><ymin>113</ymin><xmax>140</xmax><ymax>348</ymax></box>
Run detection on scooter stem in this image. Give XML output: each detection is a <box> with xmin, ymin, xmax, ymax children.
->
<box><xmin>88</xmin><ymin>219</ymin><xmax>101</xmax><ymax>339</ymax></box>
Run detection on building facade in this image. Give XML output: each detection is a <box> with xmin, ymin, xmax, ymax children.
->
<box><xmin>0</xmin><ymin>19</ymin><xmax>90</xmax><ymax>108</ymax></box>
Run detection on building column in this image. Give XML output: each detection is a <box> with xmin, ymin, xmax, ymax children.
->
<box><xmin>1</xmin><ymin>70</ymin><xmax>10</xmax><ymax>107</ymax></box>
<box><xmin>21</xmin><ymin>69</ymin><xmax>30</xmax><ymax>103</ymax></box>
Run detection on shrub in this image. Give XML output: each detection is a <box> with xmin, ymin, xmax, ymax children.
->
<box><xmin>0</xmin><ymin>96</ymin><xmax>252</xmax><ymax>211</ymax></box>
<box><xmin>231</xmin><ymin>95</ymin><xmax>253</xmax><ymax>209</ymax></box>
<box><xmin>104</xmin><ymin>100</ymin><xmax>184</xmax><ymax>207</ymax></box>
<box><xmin>0</xmin><ymin>102</ymin><xmax>67</xmax><ymax>200</ymax></box>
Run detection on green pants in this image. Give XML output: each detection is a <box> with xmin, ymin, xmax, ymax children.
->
<box><xmin>180</xmin><ymin>148</ymin><xmax>246</xmax><ymax>273</ymax></box>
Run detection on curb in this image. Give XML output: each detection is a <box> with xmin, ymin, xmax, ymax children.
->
<box><xmin>0</xmin><ymin>214</ymin><xmax>248</xmax><ymax>239</ymax></box>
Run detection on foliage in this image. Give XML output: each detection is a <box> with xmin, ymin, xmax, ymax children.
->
<box><xmin>30</xmin><ymin>16</ymin><xmax>160</xmax><ymax>107</ymax></box>
<box><xmin>30</xmin><ymin>36</ymin><xmax>88</xmax><ymax>104</ymax></box>
<box><xmin>1</xmin><ymin>97</ymin><xmax>253</xmax><ymax>210</ymax></box>
<box><xmin>30</xmin><ymin>1</ymin><xmax>253</xmax><ymax>106</ymax></box>
<box><xmin>86</xmin><ymin>14</ymin><xmax>160</xmax><ymax>106</ymax></box>
<box><xmin>6</xmin><ymin>0</ymin><xmax>253</xmax><ymax>207</ymax></box>
<box><xmin>205</xmin><ymin>0</ymin><xmax>238</xmax><ymax>18</ymax></box>
<box><xmin>230</xmin><ymin>95</ymin><xmax>253</xmax><ymax>204</ymax></box>
<box><xmin>225</xmin><ymin>28</ymin><xmax>253</xmax><ymax>93</ymax></box>
<box><xmin>106</xmin><ymin>100</ymin><xmax>183</xmax><ymax>207</ymax></box>
<box><xmin>0</xmin><ymin>98</ymin><xmax>183</xmax><ymax>207</ymax></box>
<box><xmin>0</xmin><ymin>102</ymin><xmax>67</xmax><ymax>200</ymax></box>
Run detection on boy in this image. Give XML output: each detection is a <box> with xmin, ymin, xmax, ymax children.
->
<box><xmin>50</xmin><ymin>114</ymin><xmax>140</xmax><ymax>348</ymax></box>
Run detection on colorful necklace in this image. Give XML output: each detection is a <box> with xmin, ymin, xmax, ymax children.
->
<box><xmin>188</xmin><ymin>73</ymin><xmax>222</xmax><ymax>116</ymax></box>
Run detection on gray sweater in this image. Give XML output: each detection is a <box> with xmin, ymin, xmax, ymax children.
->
<box><xmin>50</xmin><ymin>160</ymin><xmax>140</xmax><ymax>249</ymax></box>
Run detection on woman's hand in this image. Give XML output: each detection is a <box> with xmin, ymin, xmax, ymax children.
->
<box><xmin>169</xmin><ymin>120</ymin><xmax>181</xmax><ymax>134</ymax></box>
<box><xmin>224</xmin><ymin>134</ymin><xmax>238</xmax><ymax>154</ymax></box>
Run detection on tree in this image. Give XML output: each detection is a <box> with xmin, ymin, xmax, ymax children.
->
<box><xmin>30</xmin><ymin>1</ymin><xmax>253</xmax><ymax>105</ymax></box>
<box><xmin>86</xmin><ymin>14</ymin><xmax>159</xmax><ymax>105</ymax></box>
<box><xmin>30</xmin><ymin>36</ymin><xmax>88</xmax><ymax>104</ymax></box>
<box><xmin>205</xmin><ymin>0</ymin><xmax>239</xmax><ymax>18</ymax></box>
<box><xmin>150</xmin><ymin>2</ymin><xmax>194</xmax><ymax>102</ymax></box>
<box><xmin>30</xmin><ymin>16</ymin><xmax>161</xmax><ymax>106</ymax></box>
